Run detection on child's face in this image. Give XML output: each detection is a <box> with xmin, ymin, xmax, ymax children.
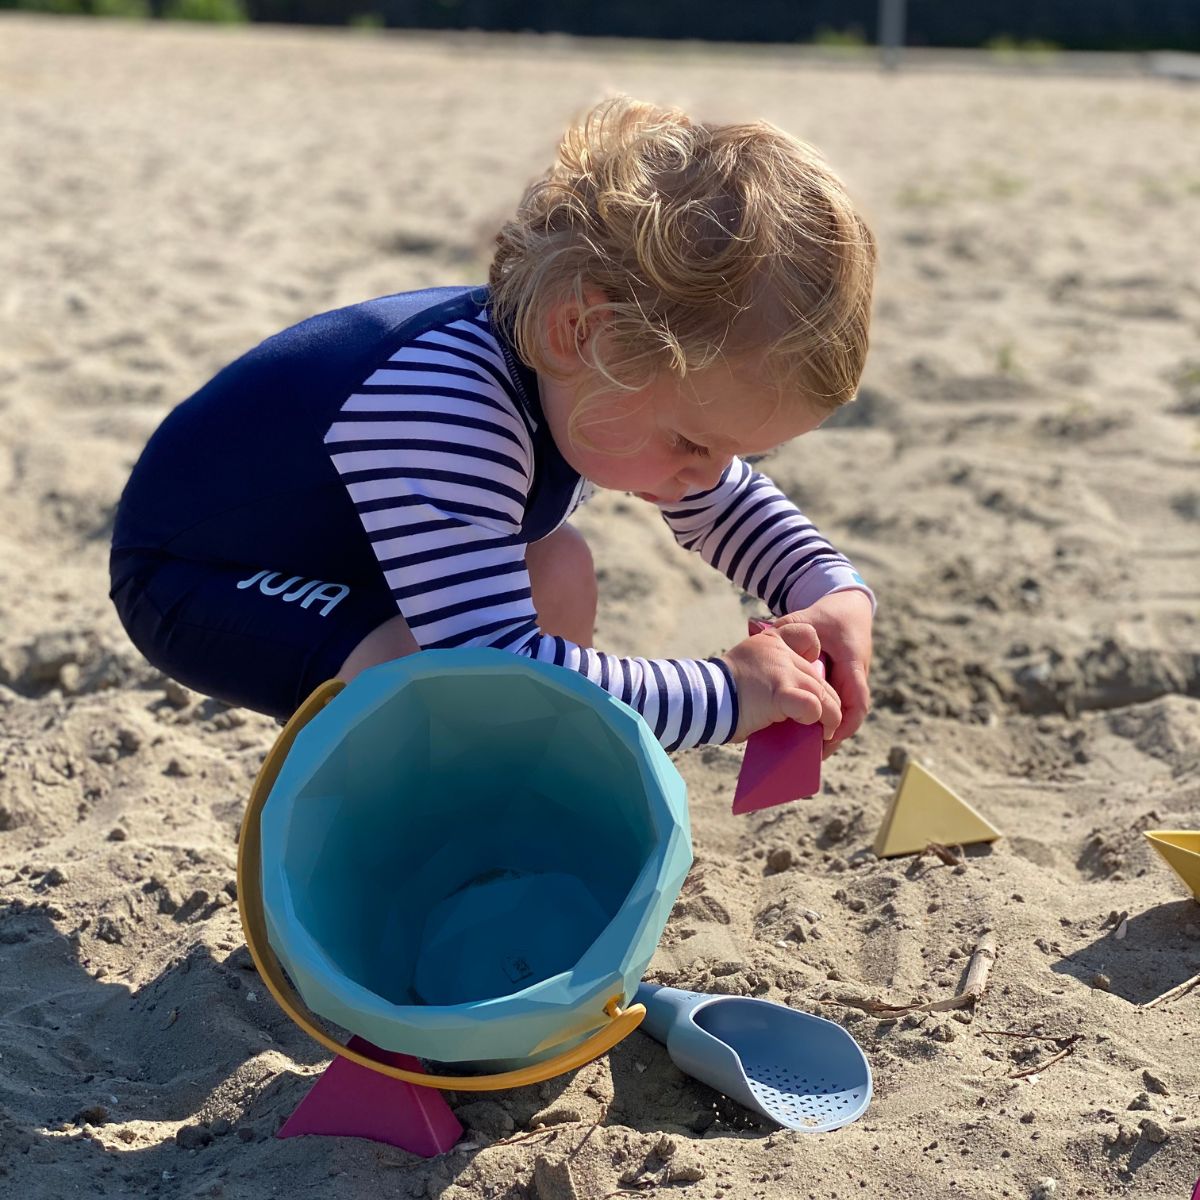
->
<box><xmin>543</xmin><ymin>359</ymin><xmax>826</xmax><ymax>504</ymax></box>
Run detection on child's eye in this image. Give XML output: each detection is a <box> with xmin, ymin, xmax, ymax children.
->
<box><xmin>674</xmin><ymin>434</ymin><xmax>710</xmax><ymax>458</ymax></box>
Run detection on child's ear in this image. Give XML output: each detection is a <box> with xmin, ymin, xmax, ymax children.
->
<box><xmin>544</xmin><ymin>302</ymin><xmax>581</xmax><ymax>369</ymax></box>
<box><xmin>545</xmin><ymin>285</ymin><xmax>609</xmax><ymax>371</ymax></box>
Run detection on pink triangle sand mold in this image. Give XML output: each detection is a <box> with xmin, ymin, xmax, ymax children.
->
<box><xmin>277</xmin><ymin>1035</ymin><xmax>463</xmax><ymax>1157</ymax></box>
<box><xmin>731</xmin><ymin>620</ymin><xmax>825</xmax><ymax>815</ymax></box>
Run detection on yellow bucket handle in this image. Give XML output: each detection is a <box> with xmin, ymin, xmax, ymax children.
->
<box><xmin>236</xmin><ymin>678</ymin><xmax>645</xmax><ymax>1092</ymax></box>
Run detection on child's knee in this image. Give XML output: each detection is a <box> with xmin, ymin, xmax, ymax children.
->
<box><xmin>561</xmin><ymin>524</ymin><xmax>598</xmax><ymax>596</ymax></box>
<box><xmin>337</xmin><ymin>612</ymin><xmax>421</xmax><ymax>684</ymax></box>
<box><xmin>540</xmin><ymin>524</ymin><xmax>595</xmax><ymax>592</ymax></box>
<box><xmin>527</xmin><ymin>524</ymin><xmax>597</xmax><ymax>636</ymax></box>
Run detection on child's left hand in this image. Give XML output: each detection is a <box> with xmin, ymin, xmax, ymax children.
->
<box><xmin>770</xmin><ymin>589</ymin><xmax>873</xmax><ymax>759</ymax></box>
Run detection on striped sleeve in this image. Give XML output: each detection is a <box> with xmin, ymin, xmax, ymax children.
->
<box><xmin>657</xmin><ymin>457</ymin><xmax>877</xmax><ymax>616</ymax></box>
<box><xmin>322</xmin><ymin>315</ymin><xmax>739</xmax><ymax>750</ymax></box>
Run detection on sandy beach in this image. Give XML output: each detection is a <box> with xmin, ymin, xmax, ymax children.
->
<box><xmin>1</xmin><ymin>14</ymin><xmax>1198</xmax><ymax>1199</ymax></box>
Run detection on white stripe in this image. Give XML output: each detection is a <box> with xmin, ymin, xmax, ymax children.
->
<box><xmin>415</xmin><ymin>597</ymin><xmax>538</xmax><ymax>646</ymax></box>
<box><xmin>672</xmin><ymin>658</ymin><xmax>707</xmax><ymax>749</ymax></box>
<box><xmin>369</xmin><ymin>504</ymin><xmax>519</xmax><ymax>541</ymax></box>
<box><xmin>383</xmin><ymin>346</ymin><xmax>498</xmax><ymax>384</ymax></box>
<box><xmin>341</xmin><ymin>378</ymin><xmax>493</xmax><ymax>405</ymax></box>
<box><xmin>357</xmin><ymin>365</ymin><xmax>502</xmax><ymax>399</ymax></box>
<box><xmin>656</xmin><ymin>676</ymin><xmax>684</xmax><ymax>750</ymax></box>
<box><xmin>344</xmin><ymin>473</ymin><xmax>517</xmax><ymax>508</ymax></box>
<box><xmin>630</xmin><ymin>658</ymin><xmax>661</xmax><ymax>735</ymax></box>
<box><xmin>358</xmin><ymin>504</ymin><xmax>503</xmax><ymax>538</ymax></box>
<box><xmin>421</xmin><ymin>325</ymin><xmax>509</xmax><ymax>374</ymax></box>
<box><xmin>325</xmin><ymin>417</ymin><xmax>526</xmax><ymax>453</ymax></box>
<box><xmin>702</xmin><ymin>660</ymin><xmax>737</xmax><ymax>744</ymax></box>
<box><xmin>402</xmin><ymin>584</ymin><xmax>534</xmax><ymax>628</ymax></box>
<box><xmin>578</xmin><ymin>648</ymin><xmax>606</xmax><ymax>688</ymax></box>
<box><xmin>329</xmin><ymin>448</ymin><xmax>529</xmax><ymax>495</ymax></box>
<box><xmin>371</xmin><ymin>527</ymin><xmax>515</xmax><ymax>565</ymax></box>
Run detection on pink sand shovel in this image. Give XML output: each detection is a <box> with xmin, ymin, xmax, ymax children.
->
<box><xmin>731</xmin><ymin>620</ymin><xmax>826</xmax><ymax>815</ymax></box>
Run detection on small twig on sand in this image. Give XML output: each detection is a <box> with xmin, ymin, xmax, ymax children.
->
<box><xmin>981</xmin><ymin>1029</ymin><xmax>1076</xmax><ymax>1048</ymax></box>
<box><xmin>1007</xmin><ymin>1034</ymin><xmax>1082</xmax><ymax>1079</ymax></box>
<box><xmin>936</xmin><ymin>936</ymin><xmax>997</xmax><ymax>1010</ymax></box>
<box><xmin>494</xmin><ymin>1129</ymin><xmax>559</xmax><ymax>1148</ymax></box>
<box><xmin>979</xmin><ymin>1027</ymin><xmax>1051</xmax><ymax>1040</ymax></box>
<box><xmin>924</xmin><ymin>841</ymin><xmax>965</xmax><ymax>867</ymax></box>
<box><xmin>829</xmin><ymin>993</ymin><xmax>921</xmax><ymax>1016</ymax></box>
<box><xmin>829</xmin><ymin>937</ymin><xmax>997</xmax><ymax>1018</ymax></box>
<box><xmin>1141</xmin><ymin>970</ymin><xmax>1200</xmax><ymax>1010</ymax></box>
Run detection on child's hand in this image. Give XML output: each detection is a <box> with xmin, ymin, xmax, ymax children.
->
<box><xmin>720</xmin><ymin>621</ymin><xmax>842</xmax><ymax>744</ymax></box>
<box><xmin>773</xmin><ymin>589</ymin><xmax>873</xmax><ymax>759</ymax></box>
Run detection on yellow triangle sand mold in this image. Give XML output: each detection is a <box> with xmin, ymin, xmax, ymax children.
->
<box><xmin>1143</xmin><ymin>831</ymin><xmax>1200</xmax><ymax>899</ymax></box>
<box><xmin>874</xmin><ymin>760</ymin><xmax>1002</xmax><ymax>859</ymax></box>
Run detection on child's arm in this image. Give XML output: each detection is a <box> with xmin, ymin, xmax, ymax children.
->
<box><xmin>654</xmin><ymin>456</ymin><xmax>875</xmax><ymax>617</ymax></box>
<box><xmin>655</xmin><ymin>456</ymin><xmax>873</xmax><ymax>751</ymax></box>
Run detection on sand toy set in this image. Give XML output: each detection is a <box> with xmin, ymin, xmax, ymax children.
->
<box><xmin>237</xmin><ymin>650</ymin><xmax>875</xmax><ymax>1154</ymax></box>
<box><xmin>236</xmin><ymin>646</ymin><xmax>1196</xmax><ymax>1157</ymax></box>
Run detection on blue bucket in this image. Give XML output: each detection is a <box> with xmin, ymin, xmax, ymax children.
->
<box><xmin>239</xmin><ymin>650</ymin><xmax>691</xmax><ymax>1088</ymax></box>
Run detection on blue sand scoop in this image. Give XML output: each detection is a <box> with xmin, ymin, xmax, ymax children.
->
<box><xmin>635</xmin><ymin>984</ymin><xmax>871</xmax><ymax>1132</ymax></box>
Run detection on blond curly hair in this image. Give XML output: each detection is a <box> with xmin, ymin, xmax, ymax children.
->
<box><xmin>488</xmin><ymin>96</ymin><xmax>876</xmax><ymax>446</ymax></box>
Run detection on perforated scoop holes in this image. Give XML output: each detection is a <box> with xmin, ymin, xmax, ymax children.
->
<box><xmin>744</xmin><ymin>1057</ymin><xmax>867</xmax><ymax>1131</ymax></box>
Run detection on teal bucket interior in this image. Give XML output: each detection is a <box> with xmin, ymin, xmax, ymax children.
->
<box><xmin>259</xmin><ymin>651</ymin><xmax>691</xmax><ymax>1067</ymax></box>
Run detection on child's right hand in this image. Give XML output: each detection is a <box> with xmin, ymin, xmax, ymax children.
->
<box><xmin>720</xmin><ymin>622</ymin><xmax>842</xmax><ymax>744</ymax></box>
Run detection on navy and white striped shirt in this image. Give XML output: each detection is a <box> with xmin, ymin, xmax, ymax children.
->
<box><xmin>322</xmin><ymin>290</ymin><xmax>873</xmax><ymax>752</ymax></box>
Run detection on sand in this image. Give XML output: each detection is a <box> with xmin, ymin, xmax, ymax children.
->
<box><xmin>1</xmin><ymin>14</ymin><xmax>1198</xmax><ymax>1200</ymax></box>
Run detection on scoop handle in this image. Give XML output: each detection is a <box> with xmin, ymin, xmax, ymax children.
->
<box><xmin>636</xmin><ymin>982</ymin><xmax>708</xmax><ymax>1044</ymax></box>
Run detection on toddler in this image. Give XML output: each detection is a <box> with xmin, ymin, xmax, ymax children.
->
<box><xmin>109</xmin><ymin>97</ymin><xmax>877</xmax><ymax>755</ymax></box>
